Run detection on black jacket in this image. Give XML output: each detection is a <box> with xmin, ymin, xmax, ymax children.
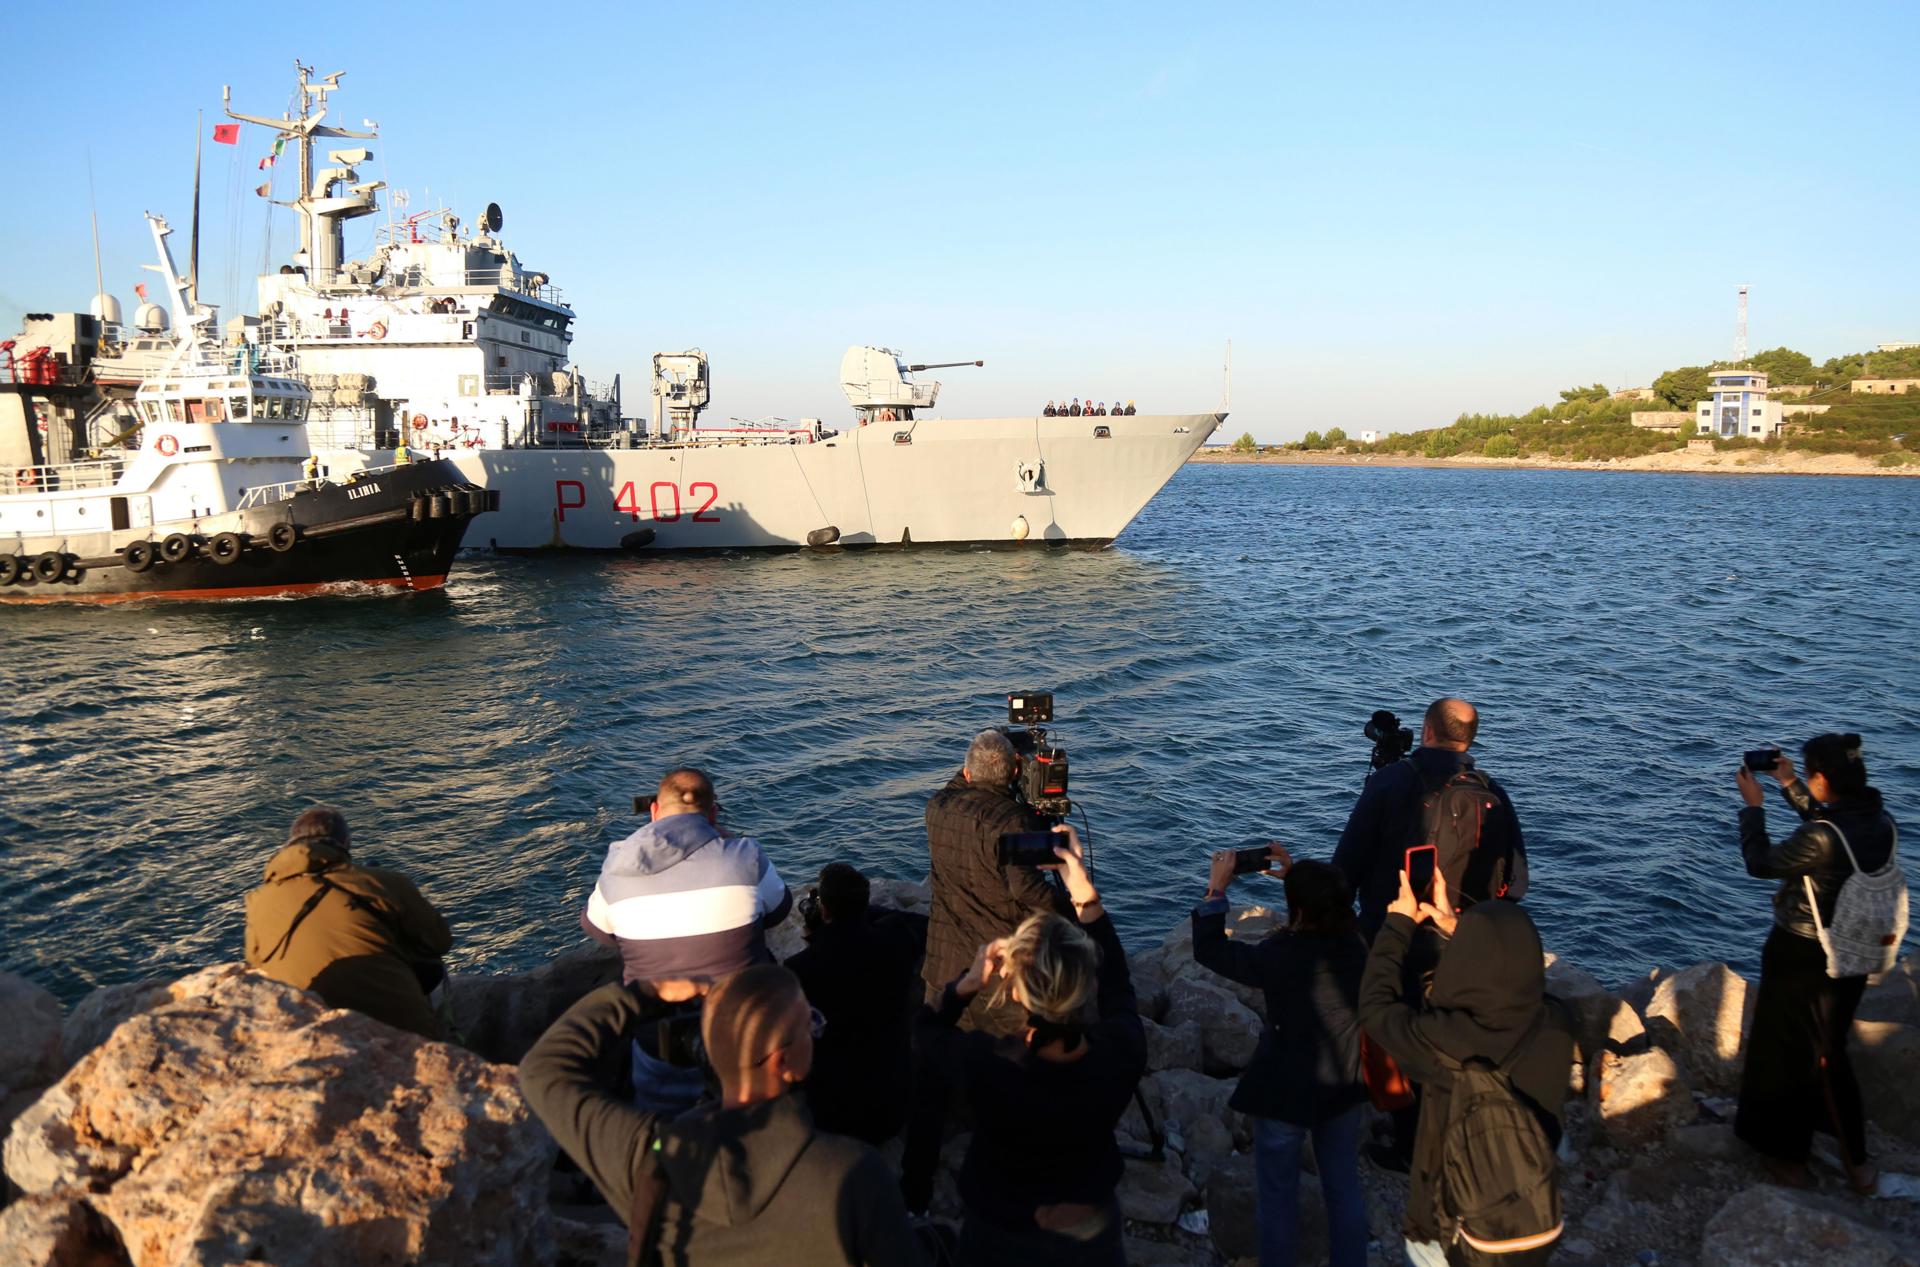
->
<box><xmin>918</xmin><ymin>911</ymin><xmax>1146</xmax><ymax>1231</ymax></box>
<box><xmin>1334</xmin><ymin>748</ymin><xmax>1528</xmax><ymax>934</ymax></box>
<box><xmin>1740</xmin><ymin>781</ymin><xmax>1897</xmax><ymax>942</ymax></box>
<box><xmin>1191</xmin><ymin>898</ymin><xmax>1368</xmax><ymax>1125</ymax></box>
<box><xmin>923</xmin><ymin>772</ymin><xmax>1066</xmax><ymax>1035</ymax></box>
<box><xmin>1358</xmin><ymin>904</ymin><xmax>1573</xmax><ymax>1244</ymax></box>
<box><xmin>519</xmin><ymin>983</ymin><xmax>923</xmax><ymax>1267</ymax></box>
<box><xmin>787</xmin><ymin>909</ymin><xmax>924</xmax><ymax>1145</ymax></box>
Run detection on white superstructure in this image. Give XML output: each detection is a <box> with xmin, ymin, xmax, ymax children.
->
<box><xmin>210</xmin><ymin>63</ymin><xmax>1220</xmax><ymax>551</ymax></box>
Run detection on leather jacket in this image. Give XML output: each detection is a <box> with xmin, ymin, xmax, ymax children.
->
<box><xmin>1739</xmin><ymin>781</ymin><xmax>1897</xmax><ymax>941</ymax></box>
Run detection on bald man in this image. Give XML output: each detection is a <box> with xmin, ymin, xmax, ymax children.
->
<box><xmin>521</xmin><ymin>966</ymin><xmax>923</xmax><ymax>1266</ymax></box>
<box><xmin>1332</xmin><ymin>697</ymin><xmax>1528</xmax><ymax>938</ymax></box>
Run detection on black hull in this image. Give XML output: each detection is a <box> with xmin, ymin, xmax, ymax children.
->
<box><xmin>0</xmin><ymin>460</ymin><xmax>490</xmax><ymax>603</ymax></box>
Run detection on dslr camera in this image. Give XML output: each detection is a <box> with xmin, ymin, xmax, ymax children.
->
<box><xmin>1002</xmin><ymin>690</ymin><xmax>1072</xmax><ymax>820</ymax></box>
<box><xmin>1365</xmin><ymin>709</ymin><xmax>1414</xmax><ymax>770</ymax></box>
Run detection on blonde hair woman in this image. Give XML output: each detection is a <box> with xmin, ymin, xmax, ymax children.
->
<box><xmin>919</xmin><ymin>824</ymin><xmax>1144</xmax><ymax>1267</ymax></box>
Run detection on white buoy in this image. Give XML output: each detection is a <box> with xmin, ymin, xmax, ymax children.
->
<box><xmin>1011</xmin><ymin>515</ymin><xmax>1029</xmax><ymax>541</ymax></box>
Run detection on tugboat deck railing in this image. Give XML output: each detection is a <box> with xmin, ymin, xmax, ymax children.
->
<box><xmin>3</xmin><ymin>459</ymin><xmax>125</xmax><ymax>495</ymax></box>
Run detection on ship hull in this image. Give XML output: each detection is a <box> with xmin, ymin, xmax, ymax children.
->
<box><xmin>321</xmin><ymin>412</ymin><xmax>1221</xmax><ymax>552</ymax></box>
<box><xmin>0</xmin><ymin>460</ymin><xmax>483</xmax><ymax>603</ymax></box>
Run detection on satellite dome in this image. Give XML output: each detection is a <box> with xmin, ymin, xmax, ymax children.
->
<box><xmin>90</xmin><ymin>293</ymin><xmax>124</xmax><ymax>324</ymax></box>
<box><xmin>134</xmin><ymin>302</ymin><xmax>170</xmax><ymax>332</ymax></box>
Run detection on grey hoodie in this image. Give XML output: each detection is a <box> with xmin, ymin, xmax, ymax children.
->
<box><xmin>520</xmin><ymin>981</ymin><xmax>924</xmax><ymax>1267</ymax></box>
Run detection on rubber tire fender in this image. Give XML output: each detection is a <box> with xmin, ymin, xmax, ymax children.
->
<box><xmin>160</xmin><ymin>533</ymin><xmax>193</xmax><ymax>563</ymax></box>
<box><xmin>267</xmin><ymin>521</ymin><xmax>299</xmax><ymax>553</ymax></box>
<box><xmin>0</xmin><ymin>555</ymin><xmax>20</xmax><ymax>585</ymax></box>
<box><xmin>123</xmin><ymin>540</ymin><xmax>157</xmax><ymax>572</ymax></box>
<box><xmin>428</xmin><ymin>493</ymin><xmax>449</xmax><ymax>519</ymax></box>
<box><xmin>209</xmin><ymin>532</ymin><xmax>246</xmax><ymax>565</ymax></box>
<box><xmin>33</xmin><ymin>552</ymin><xmax>69</xmax><ymax>583</ymax></box>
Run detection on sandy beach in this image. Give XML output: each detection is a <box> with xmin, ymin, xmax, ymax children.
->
<box><xmin>1191</xmin><ymin>447</ymin><xmax>1920</xmax><ymax>478</ymax></box>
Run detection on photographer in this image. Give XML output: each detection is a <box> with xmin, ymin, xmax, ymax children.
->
<box><xmin>918</xmin><ymin>825</ymin><xmax>1144</xmax><ymax>1267</ymax></box>
<box><xmin>1734</xmin><ymin>734</ymin><xmax>1902</xmax><ymax>1194</ymax></box>
<box><xmin>786</xmin><ymin>863</ymin><xmax>924</xmax><ymax>1146</ymax></box>
<box><xmin>1191</xmin><ymin>846</ymin><xmax>1369</xmax><ymax>1267</ymax></box>
<box><xmin>922</xmin><ymin>730</ymin><xmax>1071</xmax><ymax>1036</ymax></box>
<box><xmin>520</xmin><ymin>965</ymin><xmax>924</xmax><ymax>1266</ymax></box>
<box><xmin>1333</xmin><ymin>698</ymin><xmax>1528</xmax><ymax>938</ymax></box>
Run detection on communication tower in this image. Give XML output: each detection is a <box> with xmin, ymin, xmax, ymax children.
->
<box><xmin>1734</xmin><ymin>285</ymin><xmax>1749</xmax><ymax>363</ymax></box>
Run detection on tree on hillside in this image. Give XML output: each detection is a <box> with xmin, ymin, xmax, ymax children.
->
<box><xmin>1230</xmin><ymin>431</ymin><xmax>1257</xmax><ymax>453</ymax></box>
<box><xmin>1653</xmin><ymin>366</ymin><xmax>1710</xmax><ymax>409</ymax></box>
<box><xmin>1745</xmin><ymin>347</ymin><xmax>1816</xmax><ymax>384</ymax></box>
<box><xmin>1324</xmin><ymin>426</ymin><xmax>1348</xmax><ymax>446</ymax></box>
<box><xmin>1302</xmin><ymin>430</ymin><xmax>1324</xmax><ymax>449</ymax></box>
<box><xmin>1867</xmin><ymin>346</ymin><xmax>1920</xmax><ymax>378</ymax></box>
<box><xmin>1559</xmin><ymin>383</ymin><xmax>1609</xmax><ymax>404</ymax></box>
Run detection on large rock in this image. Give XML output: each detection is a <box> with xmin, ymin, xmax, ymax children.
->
<box><xmin>60</xmin><ymin>979</ymin><xmax>174</xmax><ymax>1070</ymax></box>
<box><xmin>1129</xmin><ymin>949</ymin><xmax>1173</xmax><ymax>1024</ymax></box>
<box><xmin>1858</xmin><ymin>956</ymin><xmax>1919</xmax><ymax>1025</ymax></box>
<box><xmin>1116</xmin><ymin>1157</ymin><xmax>1195</xmax><ymax>1224</ymax></box>
<box><xmin>1853</xmin><ymin>1020</ymin><xmax>1920</xmax><ymax>1143</ymax></box>
<box><xmin>0</xmin><ymin>972</ymin><xmax>63</xmax><ymax>1139</ymax></box>
<box><xmin>1142</xmin><ymin>1017</ymin><xmax>1204</xmax><ymax>1073</ymax></box>
<box><xmin>5</xmin><ymin>964</ymin><xmax>554</xmax><ymax>1267</ymax></box>
<box><xmin>1164</xmin><ymin>975</ymin><xmax>1263</xmax><ymax>1074</ymax></box>
<box><xmin>1642</xmin><ymin>962</ymin><xmax>1754</xmax><ymax>1093</ymax></box>
<box><xmin>1699</xmin><ymin>1183</ymin><xmax>1918</xmax><ymax>1267</ymax></box>
<box><xmin>445</xmin><ymin>945</ymin><xmax>622</xmax><ymax>1064</ymax></box>
<box><xmin>1543</xmin><ymin>959</ymin><xmax>1622</xmax><ymax>1061</ymax></box>
<box><xmin>1591</xmin><ymin>1046</ymin><xmax>1693</xmax><ymax>1147</ymax></box>
<box><xmin>0</xmin><ymin>1194</ymin><xmax>129</xmax><ymax>1267</ymax></box>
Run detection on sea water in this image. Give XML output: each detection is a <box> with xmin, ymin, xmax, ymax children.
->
<box><xmin>3</xmin><ymin>464</ymin><xmax>1915</xmax><ymax>1001</ymax></box>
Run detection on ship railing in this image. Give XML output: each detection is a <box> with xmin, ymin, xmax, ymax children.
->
<box><xmin>237</xmin><ymin>478</ymin><xmax>308</xmax><ymax>510</ymax></box>
<box><xmin>4</xmin><ymin>458</ymin><xmax>125</xmax><ymax>495</ymax></box>
<box><xmin>463</xmin><ymin>268</ymin><xmax>567</xmax><ymax>306</ymax></box>
<box><xmin>0</xmin><ymin>359</ymin><xmax>91</xmax><ymax>389</ymax></box>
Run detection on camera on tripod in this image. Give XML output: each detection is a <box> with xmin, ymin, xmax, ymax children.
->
<box><xmin>1002</xmin><ymin>690</ymin><xmax>1072</xmax><ymax>820</ymax></box>
<box><xmin>1365</xmin><ymin>709</ymin><xmax>1414</xmax><ymax>770</ymax></box>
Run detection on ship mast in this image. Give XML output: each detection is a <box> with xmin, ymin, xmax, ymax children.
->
<box><xmin>222</xmin><ymin>63</ymin><xmax>379</xmax><ymax>284</ymax></box>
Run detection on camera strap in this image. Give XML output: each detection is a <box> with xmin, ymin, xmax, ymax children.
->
<box><xmin>626</xmin><ymin>1134</ymin><xmax>669</xmax><ymax>1267</ymax></box>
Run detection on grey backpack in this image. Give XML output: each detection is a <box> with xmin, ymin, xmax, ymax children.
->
<box><xmin>1803</xmin><ymin>819</ymin><xmax>1907</xmax><ymax>979</ymax></box>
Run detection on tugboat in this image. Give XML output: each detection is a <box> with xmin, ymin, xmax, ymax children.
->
<box><xmin>0</xmin><ymin>214</ymin><xmax>494</xmax><ymax>602</ymax></box>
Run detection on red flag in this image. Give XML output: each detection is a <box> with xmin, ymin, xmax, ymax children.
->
<box><xmin>134</xmin><ymin>283</ymin><xmax>148</xmax><ymax>300</ymax></box>
<box><xmin>257</xmin><ymin>154</ymin><xmax>275</xmax><ymax>170</ymax></box>
<box><xmin>254</xmin><ymin>181</ymin><xmax>272</xmax><ymax>197</ymax></box>
<box><xmin>213</xmin><ymin>123</ymin><xmax>240</xmax><ymax>144</ymax></box>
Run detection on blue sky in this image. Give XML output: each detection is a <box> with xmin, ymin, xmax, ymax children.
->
<box><xmin>3</xmin><ymin>1</ymin><xmax>1914</xmax><ymax>440</ymax></box>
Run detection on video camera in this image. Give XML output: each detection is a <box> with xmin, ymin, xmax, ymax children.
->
<box><xmin>1365</xmin><ymin>709</ymin><xmax>1414</xmax><ymax>770</ymax></box>
<box><xmin>1002</xmin><ymin>690</ymin><xmax>1072</xmax><ymax>820</ymax></box>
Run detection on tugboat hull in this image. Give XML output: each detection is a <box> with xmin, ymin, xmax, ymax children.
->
<box><xmin>0</xmin><ymin>459</ymin><xmax>487</xmax><ymax>604</ymax></box>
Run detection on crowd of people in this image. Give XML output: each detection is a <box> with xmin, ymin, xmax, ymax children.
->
<box><xmin>239</xmin><ymin>701</ymin><xmax>1907</xmax><ymax>1267</ymax></box>
<box><xmin>1044</xmin><ymin>398</ymin><xmax>1136</xmax><ymax>417</ymax></box>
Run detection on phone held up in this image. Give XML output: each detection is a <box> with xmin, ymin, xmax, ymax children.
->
<box><xmin>1404</xmin><ymin>844</ymin><xmax>1438</xmax><ymax>902</ymax></box>
<box><xmin>997</xmin><ymin>830</ymin><xmax>1063</xmax><ymax>870</ymax></box>
<box><xmin>1743</xmin><ymin>746</ymin><xmax>1783</xmax><ymax>773</ymax></box>
<box><xmin>1231</xmin><ymin>838</ymin><xmax>1278</xmax><ymax>876</ymax></box>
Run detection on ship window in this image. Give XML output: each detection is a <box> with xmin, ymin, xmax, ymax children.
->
<box><xmin>264</xmin><ymin>397</ymin><xmax>283</xmax><ymax>420</ymax></box>
<box><xmin>167</xmin><ymin>399</ymin><xmax>186</xmax><ymax>423</ymax></box>
<box><xmin>230</xmin><ymin>397</ymin><xmax>249</xmax><ymax>419</ymax></box>
<box><xmin>289</xmin><ymin>399</ymin><xmax>307</xmax><ymax>420</ymax></box>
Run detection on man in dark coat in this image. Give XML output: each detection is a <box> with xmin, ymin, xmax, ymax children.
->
<box><xmin>921</xmin><ymin>729</ymin><xmax>1068</xmax><ymax>1036</ymax></box>
<box><xmin>1359</xmin><ymin>874</ymin><xmax>1573</xmax><ymax>1266</ymax></box>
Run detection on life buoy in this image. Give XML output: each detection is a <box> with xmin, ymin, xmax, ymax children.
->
<box><xmin>411</xmin><ymin>414</ymin><xmax>428</xmax><ymax>430</ymax></box>
<box><xmin>368</xmin><ymin>321</ymin><xmax>388</xmax><ymax>341</ymax></box>
<box><xmin>155</xmin><ymin>435</ymin><xmax>179</xmax><ymax>457</ymax></box>
<box><xmin>14</xmin><ymin>468</ymin><xmax>35</xmax><ymax>488</ymax></box>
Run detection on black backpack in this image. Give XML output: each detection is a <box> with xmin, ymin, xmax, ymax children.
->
<box><xmin>1433</xmin><ymin>1012</ymin><xmax>1562</xmax><ymax>1255</ymax></box>
<box><xmin>1410</xmin><ymin>762</ymin><xmax>1515</xmax><ymax>906</ymax></box>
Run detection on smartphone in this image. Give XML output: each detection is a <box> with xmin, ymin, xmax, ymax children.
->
<box><xmin>998</xmin><ymin>830</ymin><xmax>1062</xmax><ymax>869</ymax></box>
<box><xmin>1743</xmin><ymin>746</ymin><xmax>1782</xmax><ymax>772</ymax></box>
<box><xmin>1405</xmin><ymin>844</ymin><xmax>1438</xmax><ymax>901</ymax></box>
<box><xmin>1233</xmin><ymin>846</ymin><xmax>1276</xmax><ymax>875</ymax></box>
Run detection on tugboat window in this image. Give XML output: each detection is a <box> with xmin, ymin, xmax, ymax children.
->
<box><xmin>231</xmin><ymin>397</ymin><xmax>249</xmax><ymax>419</ymax></box>
<box><xmin>167</xmin><ymin>400</ymin><xmax>186</xmax><ymax>423</ymax></box>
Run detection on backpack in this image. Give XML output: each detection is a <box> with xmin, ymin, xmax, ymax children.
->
<box><xmin>1803</xmin><ymin>818</ymin><xmax>1908</xmax><ymax>980</ymax></box>
<box><xmin>1433</xmin><ymin>1011</ymin><xmax>1562</xmax><ymax>1256</ymax></box>
<box><xmin>1410</xmin><ymin>762</ymin><xmax>1515</xmax><ymax>906</ymax></box>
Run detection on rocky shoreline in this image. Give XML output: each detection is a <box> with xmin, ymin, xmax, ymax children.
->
<box><xmin>1190</xmin><ymin>448</ymin><xmax>1920</xmax><ymax>479</ymax></box>
<box><xmin>4</xmin><ymin>880</ymin><xmax>1918</xmax><ymax>1266</ymax></box>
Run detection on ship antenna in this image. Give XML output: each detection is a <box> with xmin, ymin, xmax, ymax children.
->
<box><xmin>189</xmin><ymin>111</ymin><xmax>202</xmax><ymax>306</ymax></box>
<box><xmin>87</xmin><ymin>153</ymin><xmax>106</xmax><ymax>312</ymax></box>
<box><xmin>1221</xmin><ymin>338</ymin><xmax>1232</xmax><ymax>412</ymax></box>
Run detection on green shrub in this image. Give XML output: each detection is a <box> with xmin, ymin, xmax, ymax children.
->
<box><xmin>1877</xmin><ymin>451</ymin><xmax>1919</xmax><ymax>468</ymax></box>
<box><xmin>1482</xmin><ymin>434</ymin><xmax>1519</xmax><ymax>458</ymax></box>
<box><xmin>1230</xmin><ymin>431</ymin><xmax>1257</xmax><ymax>454</ymax></box>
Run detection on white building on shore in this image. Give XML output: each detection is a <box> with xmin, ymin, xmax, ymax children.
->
<box><xmin>1697</xmin><ymin>369</ymin><xmax>1782</xmax><ymax>440</ymax></box>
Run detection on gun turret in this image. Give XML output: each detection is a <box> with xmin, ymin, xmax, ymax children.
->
<box><xmin>907</xmin><ymin>360</ymin><xmax>984</xmax><ymax>372</ymax></box>
<box><xmin>841</xmin><ymin>347</ymin><xmax>982</xmax><ymax>418</ymax></box>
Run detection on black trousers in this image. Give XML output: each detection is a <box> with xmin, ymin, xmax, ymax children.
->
<box><xmin>1734</xmin><ymin>925</ymin><xmax>1869</xmax><ymax>1164</ymax></box>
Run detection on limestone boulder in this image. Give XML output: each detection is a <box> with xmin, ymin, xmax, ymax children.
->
<box><xmin>1699</xmin><ymin>1183</ymin><xmax>1918</xmax><ymax>1267</ymax></box>
<box><xmin>1130</xmin><ymin>949</ymin><xmax>1172</xmax><ymax>1024</ymax></box>
<box><xmin>1853</xmin><ymin>1020</ymin><xmax>1920</xmax><ymax>1143</ymax></box>
<box><xmin>1165</xmin><ymin>975</ymin><xmax>1263</xmax><ymax>1074</ymax></box>
<box><xmin>1116</xmin><ymin>1157</ymin><xmax>1195</xmax><ymax>1224</ymax></box>
<box><xmin>1858</xmin><ymin>956</ymin><xmax>1919</xmax><ymax>1026</ymax></box>
<box><xmin>0</xmin><ymin>1194</ymin><xmax>129</xmax><ymax>1267</ymax></box>
<box><xmin>1543</xmin><ymin>959</ymin><xmax>1622</xmax><ymax>1062</ymax></box>
<box><xmin>5</xmin><ymin>964</ymin><xmax>554</xmax><ymax>1267</ymax></box>
<box><xmin>445</xmin><ymin>944</ymin><xmax>622</xmax><ymax>1064</ymax></box>
<box><xmin>1642</xmin><ymin>962</ymin><xmax>1754</xmax><ymax>1093</ymax></box>
<box><xmin>1591</xmin><ymin>1046</ymin><xmax>1693</xmax><ymax>1148</ymax></box>
<box><xmin>1142</xmin><ymin>1017</ymin><xmax>1204</xmax><ymax>1073</ymax></box>
<box><xmin>0</xmin><ymin>972</ymin><xmax>63</xmax><ymax>1140</ymax></box>
<box><xmin>59</xmin><ymin>979</ymin><xmax>173</xmax><ymax>1070</ymax></box>
<box><xmin>1148</xmin><ymin>1068</ymin><xmax>1245</xmax><ymax>1147</ymax></box>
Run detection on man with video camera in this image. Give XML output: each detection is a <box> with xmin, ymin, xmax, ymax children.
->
<box><xmin>1333</xmin><ymin>697</ymin><xmax>1528</xmax><ymax>938</ymax></box>
<box><xmin>521</xmin><ymin>965</ymin><xmax>924</xmax><ymax>1266</ymax></box>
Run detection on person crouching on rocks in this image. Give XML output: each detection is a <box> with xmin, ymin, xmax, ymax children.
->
<box><xmin>1735</xmin><ymin>732</ymin><xmax>1903</xmax><ymax>1195</ymax></box>
<box><xmin>918</xmin><ymin>825</ymin><xmax>1143</xmax><ymax>1267</ymax></box>
<box><xmin>1192</xmin><ymin>847</ymin><xmax>1369</xmax><ymax>1267</ymax></box>
<box><xmin>521</xmin><ymin>964</ymin><xmax>924</xmax><ymax>1266</ymax></box>
<box><xmin>1358</xmin><ymin>866</ymin><xmax>1573</xmax><ymax>1267</ymax></box>
<box><xmin>244</xmin><ymin>805</ymin><xmax>452</xmax><ymax>1040</ymax></box>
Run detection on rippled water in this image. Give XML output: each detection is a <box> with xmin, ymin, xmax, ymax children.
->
<box><xmin>4</xmin><ymin>464</ymin><xmax>1916</xmax><ymax>1002</ymax></box>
